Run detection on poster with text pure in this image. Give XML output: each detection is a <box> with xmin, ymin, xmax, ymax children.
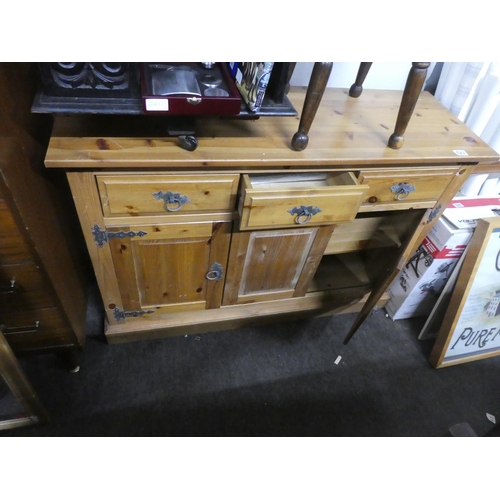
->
<box><xmin>444</xmin><ymin>226</ymin><xmax>500</xmax><ymax>362</ymax></box>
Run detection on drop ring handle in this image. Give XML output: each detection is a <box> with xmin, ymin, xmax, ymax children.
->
<box><xmin>152</xmin><ymin>190</ymin><xmax>191</xmax><ymax>212</ymax></box>
<box><xmin>206</xmin><ymin>262</ymin><xmax>223</xmax><ymax>281</ymax></box>
<box><xmin>288</xmin><ymin>205</ymin><xmax>322</xmax><ymax>225</ymax></box>
<box><xmin>390</xmin><ymin>183</ymin><xmax>416</xmax><ymax>201</ymax></box>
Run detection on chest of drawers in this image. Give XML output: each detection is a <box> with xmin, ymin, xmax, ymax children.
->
<box><xmin>0</xmin><ymin>63</ymin><xmax>88</xmax><ymax>366</ymax></box>
<box><xmin>44</xmin><ymin>88</ymin><xmax>500</xmax><ymax>345</ymax></box>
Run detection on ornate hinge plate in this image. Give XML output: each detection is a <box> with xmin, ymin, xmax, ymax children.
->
<box><xmin>427</xmin><ymin>204</ymin><xmax>442</xmax><ymax>224</ymax></box>
<box><xmin>113</xmin><ymin>307</ymin><xmax>155</xmax><ymax>321</ymax></box>
<box><xmin>92</xmin><ymin>224</ymin><xmax>147</xmax><ymax>247</ymax></box>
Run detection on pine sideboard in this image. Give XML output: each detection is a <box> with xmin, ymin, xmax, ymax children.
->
<box><xmin>44</xmin><ymin>87</ymin><xmax>500</xmax><ymax>345</ymax></box>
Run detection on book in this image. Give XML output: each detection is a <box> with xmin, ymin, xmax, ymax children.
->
<box><xmin>231</xmin><ymin>62</ymin><xmax>274</xmax><ymax>112</ymax></box>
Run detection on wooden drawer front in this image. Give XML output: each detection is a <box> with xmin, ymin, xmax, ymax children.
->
<box><xmin>358</xmin><ymin>168</ymin><xmax>456</xmax><ymax>210</ymax></box>
<box><xmin>238</xmin><ymin>172</ymin><xmax>369</xmax><ymax>230</ymax></box>
<box><xmin>1</xmin><ymin>307</ymin><xmax>71</xmax><ymax>353</ymax></box>
<box><xmin>0</xmin><ymin>263</ymin><xmax>57</xmax><ymax>314</ymax></box>
<box><xmin>0</xmin><ymin>198</ymin><xmax>33</xmax><ymax>264</ymax></box>
<box><xmin>97</xmin><ymin>174</ymin><xmax>240</xmax><ymax>217</ymax></box>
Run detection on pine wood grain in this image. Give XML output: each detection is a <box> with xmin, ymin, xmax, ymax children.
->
<box><xmin>45</xmin><ymin>88</ymin><xmax>500</xmax><ymax>170</ymax></box>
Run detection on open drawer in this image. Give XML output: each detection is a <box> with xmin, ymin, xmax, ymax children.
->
<box><xmin>238</xmin><ymin>172</ymin><xmax>369</xmax><ymax>230</ymax></box>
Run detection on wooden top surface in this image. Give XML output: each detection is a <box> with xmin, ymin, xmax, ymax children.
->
<box><xmin>45</xmin><ymin>87</ymin><xmax>500</xmax><ymax>170</ymax></box>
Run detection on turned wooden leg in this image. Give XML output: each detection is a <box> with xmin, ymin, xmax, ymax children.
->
<box><xmin>388</xmin><ymin>62</ymin><xmax>430</xmax><ymax>149</ymax></box>
<box><xmin>291</xmin><ymin>62</ymin><xmax>333</xmax><ymax>151</ymax></box>
<box><xmin>349</xmin><ymin>62</ymin><xmax>373</xmax><ymax>97</ymax></box>
<box><xmin>343</xmin><ymin>206</ymin><xmax>434</xmax><ymax>345</ymax></box>
<box><xmin>57</xmin><ymin>350</ymin><xmax>81</xmax><ymax>373</ymax></box>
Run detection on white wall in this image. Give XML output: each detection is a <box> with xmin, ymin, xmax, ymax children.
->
<box><xmin>290</xmin><ymin>62</ymin><xmax>419</xmax><ymax>90</ymax></box>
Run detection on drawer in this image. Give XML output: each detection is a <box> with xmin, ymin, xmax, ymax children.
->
<box><xmin>0</xmin><ymin>198</ymin><xmax>33</xmax><ymax>264</ymax></box>
<box><xmin>0</xmin><ymin>263</ymin><xmax>58</xmax><ymax>314</ymax></box>
<box><xmin>97</xmin><ymin>174</ymin><xmax>240</xmax><ymax>217</ymax></box>
<box><xmin>238</xmin><ymin>172</ymin><xmax>369</xmax><ymax>230</ymax></box>
<box><xmin>358</xmin><ymin>167</ymin><xmax>456</xmax><ymax>210</ymax></box>
<box><xmin>0</xmin><ymin>307</ymin><xmax>72</xmax><ymax>353</ymax></box>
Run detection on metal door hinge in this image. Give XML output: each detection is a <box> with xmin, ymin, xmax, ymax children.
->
<box><xmin>113</xmin><ymin>308</ymin><xmax>155</xmax><ymax>321</ymax></box>
<box><xmin>92</xmin><ymin>224</ymin><xmax>147</xmax><ymax>247</ymax></box>
<box><xmin>427</xmin><ymin>204</ymin><xmax>442</xmax><ymax>224</ymax></box>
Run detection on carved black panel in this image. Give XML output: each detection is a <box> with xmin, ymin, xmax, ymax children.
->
<box><xmin>38</xmin><ymin>63</ymin><xmax>140</xmax><ymax>98</ymax></box>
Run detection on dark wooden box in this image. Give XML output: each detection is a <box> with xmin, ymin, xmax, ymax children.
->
<box><xmin>140</xmin><ymin>63</ymin><xmax>241</xmax><ymax>115</ymax></box>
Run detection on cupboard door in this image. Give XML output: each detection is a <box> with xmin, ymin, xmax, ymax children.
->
<box><xmin>223</xmin><ymin>226</ymin><xmax>334</xmax><ymax>305</ymax></box>
<box><xmin>105</xmin><ymin>220</ymin><xmax>232</xmax><ymax>319</ymax></box>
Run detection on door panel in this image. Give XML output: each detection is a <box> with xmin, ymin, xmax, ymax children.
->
<box><xmin>223</xmin><ymin>225</ymin><xmax>335</xmax><ymax>305</ymax></box>
<box><xmin>107</xmin><ymin>221</ymin><xmax>232</xmax><ymax>318</ymax></box>
<box><xmin>134</xmin><ymin>237</ymin><xmax>210</xmax><ymax>307</ymax></box>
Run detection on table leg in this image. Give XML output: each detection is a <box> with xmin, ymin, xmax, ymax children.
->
<box><xmin>291</xmin><ymin>62</ymin><xmax>333</xmax><ymax>151</ymax></box>
<box><xmin>57</xmin><ymin>349</ymin><xmax>81</xmax><ymax>373</ymax></box>
<box><xmin>343</xmin><ymin>165</ymin><xmax>472</xmax><ymax>344</ymax></box>
<box><xmin>349</xmin><ymin>62</ymin><xmax>373</xmax><ymax>97</ymax></box>
<box><xmin>388</xmin><ymin>62</ymin><xmax>430</xmax><ymax>149</ymax></box>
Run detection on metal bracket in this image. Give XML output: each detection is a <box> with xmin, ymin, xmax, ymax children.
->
<box><xmin>92</xmin><ymin>224</ymin><xmax>147</xmax><ymax>247</ymax></box>
<box><xmin>113</xmin><ymin>308</ymin><xmax>155</xmax><ymax>321</ymax></box>
<box><xmin>427</xmin><ymin>204</ymin><xmax>442</xmax><ymax>224</ymax></box>
<box><xmin>152</xmin><ymin>191</ymin><xmax>191</xmax><ymax>212</ymax></box>
<box><xmin>287</xmin><ymin>205</ymin><xmax>322</xmax><ymax>224</ymax></box>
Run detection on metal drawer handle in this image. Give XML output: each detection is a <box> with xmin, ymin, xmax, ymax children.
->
<box><xmin>187</xmin><ymin>97</ymin><xmax>202</xmax><ymax>105</ymax></box>
<box><xmin>206</xmin><ymin>262</ymin><xmax>223</xmax><ymax>281</ymax></box>
<box><xmin>0</xmin><ymin>279</ymin><xmax>16</xmax><ymax>294</ymax></box>
<box><xmin>287</xmin><ymin>205</ymin><xmax>322</xmax><ymax>224</ymax></box>
<box><xmin>152</xmin><ymin>190</ymin><xmax>191</xmax><ymax>212</ymax></box>
<box><xmin>390</xmin><ymin>182</ymin><xmax>416</xmax><ymax>200</ymax></box>
<box><xmin>1</xmin><ymin>321</ymin><xmax>40</xmax><ymax>335</ymax></box>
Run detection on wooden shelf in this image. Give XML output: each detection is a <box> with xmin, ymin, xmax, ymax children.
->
<box><xmin>308</xmin><ymin>253</ymin><xmax>372</xmax><ymax>293</ymax></box>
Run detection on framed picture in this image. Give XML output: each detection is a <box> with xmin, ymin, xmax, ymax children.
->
<box><xmin>430</xmin><ymin>217</ymin><xmax>500</xmax><ymax>368</ymax></box>
<box><xmin>418</xmin><ymin>249</ymin><xmax>468</xmax><ymax>341</ymax></box>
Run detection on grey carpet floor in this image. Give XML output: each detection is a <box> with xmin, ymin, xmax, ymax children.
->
<box><xmin>3</xmin><ymin>288</ymin><xmax>500</xmax><ymax>437</ymax></box>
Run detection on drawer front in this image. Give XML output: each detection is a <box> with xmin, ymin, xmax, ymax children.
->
<box><xmin>97</xmin><ymin>174</ymin><xmax>240</xmax><ymax>216</ymax></box>
<box><xmin>239</xmin><ymin>172</ymin><xmax>369</xmax><ymax>230</ymax></box>
<box><xmin>358</xmin><ymin>168</ymin><xmax>456</xmax><ymax>210</ymax></box>
<box><xmin>0</xmin><ymin>198</ymin><xmax>33</xmax><ymax>264</ymax></box>
<box><xmin>1</xmin><ymin>307</ymin><xmax>72</xmax><ymax>353</ymax></box>
<box><xmin>0</xmin><ymin>263</ymin><xmax>58</xmax><ymax>314</ymax></box>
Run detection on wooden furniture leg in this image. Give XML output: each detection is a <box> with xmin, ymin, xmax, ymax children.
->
<box><xmin>0</xmin><ymin>330</ymin><xmax>49</xmax><ymax>428</ymax></box>
<box><xmin>291</xmin><ymin>62</ymin><xmax>333</xmax><ymax>151</ymax></box>
<box><xmin>343</xmin><ymin>165</ymin><xmax>473</xmax><ymax>344</ymax></box>
<box><xmin>349</xmin><ymin>62</ymin><xmax>373</xmax><ymax>97</ymax></box>
<box><xmin>343</xmin><ymin>209</ymin><xmax>430</xmax><ymax>344</ymax></box>
<box><xmin>58</xmin><ymin>350</ymin><xmax>81</xmax><ymax>373</ymax></box>
<box><xmin>388</xmin><ymin>62</ymin><xmax>430</xmax><ymax>149</ymax></box>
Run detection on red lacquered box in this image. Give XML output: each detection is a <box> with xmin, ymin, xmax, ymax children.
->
<box><xmin>141</xmin><ymin>63</ymin><xmax>241</xmax><ymax>115</ymax></box>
